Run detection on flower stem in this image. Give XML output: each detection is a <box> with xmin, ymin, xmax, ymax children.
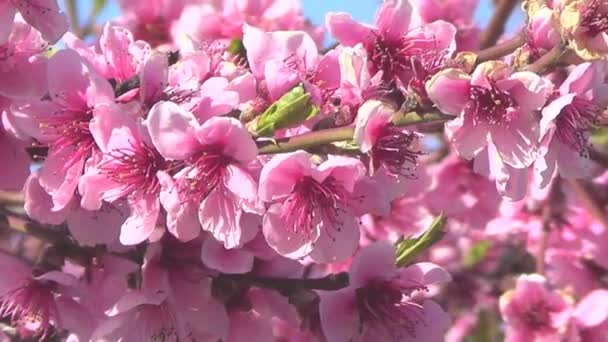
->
<box><xmin>479</xmin><ymin>0</ymin><xmax>520</xmax><ymax>49</ymax></box>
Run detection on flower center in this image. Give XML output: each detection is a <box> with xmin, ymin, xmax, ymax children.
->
<box><xmin>0</xmin><ymin>279</ymin><xmax>57</xmax><ymax>339</ymax></box>
<box><xmin>408</xmin><ymin>50</ymin><xmax>451</xmax><ymax>105</ymax></box>
<box><xmin>466</xmin><ymin>81</ymin><xmax>517</xmax><ymax>126</ymax></box>
<box><xmin>100</xmin><ymin>139</ymin><xmax>167</xmax><ymax>200</ymax></box>
<box><xmin>366</xmin><ymin>32</ymin><xmax>425</xmax><ymax>82</ymax></box>
<box><xmin>41</xmin><ymin>108</ymin><xmax>96</xmax><ymax>168</ymax></box>
<box><xmin>521</xmin><ymin>301</ymin><xmax>551</xmax><ymax>330</ymax></box>
<box><xmin>355</xmin><ymin>279</ymin><xmax>428</xmax><ymax>339</ymax></box>
<box><xmin>581</xmin><ymin>0</ymin><xmax>608</xmax><ymax>37</ymax></box>
<box><xmin>371</xmin><ymin>126</ymin><xmax>422</xmax><ymax>177</ymax></box>
<box><xmin>555</xmin><ymin>96</ymin><xmax>601</xmax><ymax>156</ymax></box>
<box><xmin>178</xmin><ymin>144</ymin><xmax>232</xmax><ymax>203</ymax></box>
<box><xmin>281</xmin><ymin>176</ymin><xmax>351</xmax><ymax>239</ymax></box>
<box><xmin>136</xmin><ymin>303</ymin><xmax>179</xmax><ymax>342</ymax></box>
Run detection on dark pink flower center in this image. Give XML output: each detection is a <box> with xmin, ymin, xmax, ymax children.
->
<box><xmin>366</xmin><ymin>32</ymin><xmax>427</xmax><ymax>82</ymax></box>
<box><xmin>42</xmin><ymin>108</ymin><xmax>96</xmax><ymax>168</ymax></box>
<box><xmin>555</xmin><ymin>96</ymin><xmax>601</xmax><ymax>156</ymax></box>
<box><xmin>408</xmin><ymin>50</ymin><xmax>450</xmax><ymax>104</ymax></box>
<box><xmin>466</xmin><ymin>81</ymin><xmax>517</xmax><ymax>126</ymax></box>
<box><xmin>136</xmin><ymin>303</ymin><xmax>180</xmax><ymax>341</ymax></box>
<box><xmin>0</xmin><ymin>279</ymin><xmax>57</xmax><ymax>339</ymax></box>
<box><xmin>581</xmin><ymin>0</ymin><xmax>608</xmax><ymax>37</ymax></box>
<box><xmin>356</xmin><ymin>279</ymin><xmax>429</xmax><ymax>339</ymax></box>
<box><xmin>281</xmin><ymin>176</ymin><xmax>351</xmax><ymax>239</ymax></box>
<box><xmin>179</xmin><ymin>144</ymin><xmax>233</xmax><ymax>203</ymax></box>
<box><xmin>100</xmin><ymin>139</ymin><xmax>167</xmax><ymax>200</ymax></box>
<box><xmin>371</xmin><ymin>126</ymin><xmax>422</xmax><ymax>177</ymax></box>
<box><xmin>520</xmin><ymin>301</ymin><xmax>552</xmax><ymax>330</ymax></box>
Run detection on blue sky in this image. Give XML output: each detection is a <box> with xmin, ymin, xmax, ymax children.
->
<box><xmin>62</xmin><ymin>0</ymin><xmax>524</xmax><ymax>44</ymax></box>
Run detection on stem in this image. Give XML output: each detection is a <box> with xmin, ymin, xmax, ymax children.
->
<box><xmin>537</xmin><ymin>205</ymin><xmax>551</xmax><ymax>275</ymax></box>
<box><xmin>476</xmin><ymin>33</ymin><xmax>526</xmax><ymax>63</ymax></box>
<box><xmin>218</xmin><ymin>272</ymin><xmax>350</xmax><ymax>292</ymax></box>
<box><xmin>0</xmin><ymin>191</ymin><xmax>24</xmax><ymax>206</ymax></box>
<box><xmin>567</xmin><ymin>178</ymin><xmax>608</xmax><ymax>229</ymax></box>
<box><xmin>525</xmin><ymin>44</ymin><xmax>565</xmax><ymax>74</ymax></box>
<box><xmin>479</xmin><ymin>0</ymin><xmax>520</xmax><ymax>49</ymax></box>
<box><xmin>257</xmin><ymin>111</ymin><xmax>451</xmax><ymax>155</ymax></box>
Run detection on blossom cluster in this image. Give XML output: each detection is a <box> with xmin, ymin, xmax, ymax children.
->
<box><xmin>0</xmin><ymin>0</ymin><xmax>607</xmax><ymax>341</ymax></box>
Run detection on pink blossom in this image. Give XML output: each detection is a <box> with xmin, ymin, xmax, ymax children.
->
<box><xmin>319</xmin><ymin>242</ymin><xmax>451</xmax><ymax>341</ymax></box>
<box><xmin>79</xmin><ymin>102</ymin><xmax>168</xmax><ymax>245</ymax></box>
<box><xmin>64</xmin><ymin>23</ymin><xmax>152</xmax><ymax>84</ymax></box>
<box><xmin>427</xmin><ymin>61</ymin><xmax>552</xmax><ymax>168</ymax></box>
<box><xmin>10</xmin><ymin>49</ymin><xmax>115</xmax><ymax>211</ymax></box>
<box><xmin>499</xmin><ymin>274</ymin><xmax>572</xmax><ymax>342</ymax></box>
<box><xmin>148</xmin><ymin>102</ymin><xmax>263</xmax><ymax>248</ymax></box>
<box><xmin>535</xmin><ymin>61</ymin><xmax>608</xmax><ymax>188</ymax></box>
<box><xmin>0</xmin><ymin>0</ymin><xmax>68</xmax><ymax>44</ymax></box>
<box><xmin>0</xmin><ymin>252</ymin><xmax>94</xmax><ymax>340</ymax></box>
<box><xmin>326</xmin><ymin>0</ymin><xmax>457</xmax><ymax>88</ymax></box>
<box><xmin>354</xmin><ymin>99</ymin><xmax>423</xmax><ymax>177</ymax></box>
<box><xmin>259</xmin><ymin>151</ymin><xmax>365</xmax><ymax>262</ymax></box>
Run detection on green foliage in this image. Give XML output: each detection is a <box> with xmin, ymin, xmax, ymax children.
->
<box><xmin>395</xmin><ymin>213</ymin><xmax>447</xmax><ymax>267</ymax></box>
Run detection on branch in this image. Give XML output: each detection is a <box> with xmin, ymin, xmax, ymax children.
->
<box><xmin>479</xmin><ymin>0</ymin><xmax>520</xmax><ymax>49</ymax></box>
<box><xmin>257</xmin><ymin>111</ymin><xmax>452</xmax><ymax>155</ymax></box>
<box><xmin>476</xmin><ymin>33</ymin><xmax>526</xmax><ymax>63</ymax></box>
<box><xmin>218</xmin><ymin>272</ymin><xmax>350</xmax><ymax>293</ymax></box>
<box><xmin>525</xmin><ymin>44</ymin><xmax>566</xmax><ymax>74</ymax></box>
<box><xmin>64</xmin><ymin>0</ymin><xmax>83</xmax><ymax>38</ymax></box>
<box><xmin>567</xmin><ymin>178</ymin><xmax>608</xmax><ymax>230</ymax></box>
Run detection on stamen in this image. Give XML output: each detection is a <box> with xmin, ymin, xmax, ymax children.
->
<box><xmin>555</xmin><ymin>96</ymin><xmax>602</xmax><ymax>156</ymax></box>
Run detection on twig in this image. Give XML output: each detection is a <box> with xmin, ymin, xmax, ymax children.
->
<box><xmin>525</xmin><ymin>44</ymin><xmax>566</xmax><ymax>74</ymax></box>
<box><xmin>476</xmin><ymin>33</ymin><xmax>526</xmax><ymax>63</ymax></box>
<box><xmin>218</xmin><ymin>272</ymin><xmax>349</xmax><ymax>292</ymax></box>
<box><xmin>257</xmin><ymin>111</ymin><xmax>452</xmax><ymax>155</ymax></box>
<box><xmin>64</xmin><ymin>0</ymin><xmax>83</xmax><ymax>38</ymax></box>
<box><xmin>479</xmin><ymin>0</ymin><xmax>520</xmax><ymax>49</ymax></box>
<box><xmin>567</xmin><ymin>178</ymin><xmax>608</xmax><ymax>229</ymax></box>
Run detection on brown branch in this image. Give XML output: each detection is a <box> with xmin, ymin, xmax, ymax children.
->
<box><xmin>479</xmin><ymin>0</ymin><xmax>520</xmax><ymax>49</ymax></box>
<box><xmin>218</xmin><ymin>272</ymin><xmax>350</xmax><ymax>293</ymax></box>
<box><xmin>476</xmin><ymin>33</ymin><xmax>526</xmax><ymax>63</ymax></box>
<box><xmin>525</xmin><ymin>44</ymin><xmax>566</xmax><ymax>74</ymax></box>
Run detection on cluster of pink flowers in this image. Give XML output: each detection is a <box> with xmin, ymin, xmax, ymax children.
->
<box><xmin>0</xmin><ymin>0</ymin><xmax>608</xmax><ymax>341</ymax></box>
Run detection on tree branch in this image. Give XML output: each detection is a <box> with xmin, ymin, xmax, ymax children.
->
<box><xmin>479</xmin><ymin>0</ymin><xmax>520</xmax><ymax>49</ymax></box>
<box><xmin>476</xmin><ymin>33</ymin><xmax>526</xmax><ymax>63</ymax></box>
<box><xmin>218</xmin><ymin>272</ymin><xmax>350</xmax><ymax>293</ymax></box>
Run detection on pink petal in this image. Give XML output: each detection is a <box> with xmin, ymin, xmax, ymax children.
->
<box><xmin>445</xmin><ymin>111</ymin><xmax>489</xmax><ymax>160</ymax></box>
<box><xmin>119</xmin><ymin>196</ymin><xmax>160</xmax><ymax>245</ymax></box>
<box><xmin>140</xmin><ymin>51</ymin><xmax>168</xmax><ymax>107</ymax></box>
<box><xmin>0</xmin><ymin>251</ymin><xmax>31</xmax><ymax>295</ymax></box>
<box><xmin>349</xmin><ymin>242</ymin><xmax>396</xmax><ymax>288</ymax></box>
<box><xmin>262</xmin><ymin>203</ymin><xmax>317</xmax><ymax>259</ymax></box>
<box><xmin>325</xmin><ymin>12</ymin><xmax>373</xmax><ymax>46</ymax></box>
<box><xmin>375</xmin><ymin>0</ymin><xmax>412</xmax><ymax>38</ymax></box>
<box><xmin>14</xmin><ymin>0</ymin><xmax>68</xmax><ymax>44</ymax></box>
<box><xmin>201</xmin><ymin>238</ymin><xmax>254</xmax><ymax>274</ymax></box>
<box><xmin>573</xmin><ymin>290</ymin><xmax>608</xmax><ymax>328</ymax></box>
<box><xmin>554</xmin><ymin>140</ymin><xmax>600</xmax><ymax>179</ymax></box>
<box><xmin>0</xmin><ymin>4</ymin><xmax>16</xmax><ymax>44</ymax></box>
<box><xmin>502</xmin><ymin>71</ymin><xmax>552</xmax><ymax>113</ymax></box>
<box><xmin>23</xmin><ymin>173</ymin><xmax>70</xmax><ymax>225</ymax></box>
<box><xmin>398</xmin><ymin>262</ymin><xmax>451</xmax><ymax>286</ymax></box>
<box><xmin>225</xmin><ymin>164</ymin><xmax>259</xmax><ymax>204</ymax></box>
<box><xmin>317</xmin><ymin>155</ymin><xmax>366</xmax><ymax>193</ymax></box>
<box><xmin>158</xmin><ymin>171</ymin><xmax>201</xmax><ymax>242</ymax></box>
<box><xmin>0</xmin><ymin>133</ymin><xmax>30</xmax><ymax>191</ymax></box>
<box><xmin>226</xmin><ymin>310</ymin><xmax>274</xmax><ymax>342</ymax></box>
<box><xmin>559</xmin><ymin>62</ymin><xmax>594</xmax><ymax>95</ymax></box>
<box><xmin>308</xmin><ymin>209</ymin><xmax>360</xmax><ymax>263</ymax></box>
<box><xmin>353</xmin><ymin>100</ymin><xmax>394</xmax><ymax>153</ymax></box>
<box><xmin>258</xmin><ymin>151</ymin><xmax>314</xmax><ymax>202</ymax></box>
<box><xmin>195</xmin><ymin>116</ymin><xmax>257</xmax><ymax>163</ymax></box>
<box><xmin>38</xmin><ymin>149</ymin><xmax>84</xmax><ymax>211</ymax></box>
<box><xmin>147</xmin><ymin>101</ymin><xmax>201</xmax><ymax>160</ymax></box>
<box><xmin>425</xmin><ymin>68</ymin><xmax>471</xmax><ymax>116</ymax></box>
<box><xmin>199</xmin><ymin>189</ymin><xmax>257</xmax><ymax>249</ymax></box>
<box><xmin>539</xmin><ymin>94</ymin><xmax>575</xmax><ymax>137</ymax></box>
<box><xmin>489</xmin><ymin>109</ymin><xmax>539</xmax><ymax>168</ymax></box>
<box><xmin>319</xmin><ymin>289</ymin><xmax>359</xmax><ymax>342</ymax></box>
<box><xmin>106</xmin><ymin>291</ymin><xmax>166</xmax><ymax>316</ymax></box>
<box><xmin>66</xmin><ymin>206</ymin><xmax>124</xmax><ymax>246</ymax></box>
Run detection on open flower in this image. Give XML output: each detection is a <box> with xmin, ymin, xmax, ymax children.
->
<box><xmin>500</xmin><ymin>274</ymin><xmax>572</xmax><ymax>342</ymax></box>
<box><xmin>0</xmin><ymin>0</ymin><xmax>68</xmax><ymax>44</ymax></box>
<box><xmin>148</xmin><ymin>101</ymin><xmax>263</xmax><ymax>248</ymax></box>
<box><xmin>319</xmin><ymin>242</ymin><xmax>451</xmax><ymax>341</ymax></box>
<box><xmin>560</xmin><ymin>0</ymin><xmax>608</xmax><ymax>60</ymax></box>
<box><xmin>10</xmin><ymin>49</ymin><xmax>115</xmax><ymax>211</ymax></box>
<box><xmin>535</xmin><ymin>61</ymin><xmax>608</xmax><ymax>188</ymax></box>
<box><xmin>259</xmin><ymin>151</ymin><xmax>365</xmax><ymax>262</ymax></box>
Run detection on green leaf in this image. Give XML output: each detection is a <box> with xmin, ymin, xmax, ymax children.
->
<box><xmin>462</xmin><ymin>240</ymin><xmax>491</xmax><ymax>267</ymax></box>
<box><xmin>395</xmin><ymin>213</ymin><xmax>447</xmax><ymax>267</ymax></box>
<box><xmin>253</xmin><ymin>84</ymin><xmax>319</xmax><ymax>137</ymax></box>
<box><xmin>228</xmin><ymin>38</ymin><xmax>245</xmax><ymax>56</ymax></box>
